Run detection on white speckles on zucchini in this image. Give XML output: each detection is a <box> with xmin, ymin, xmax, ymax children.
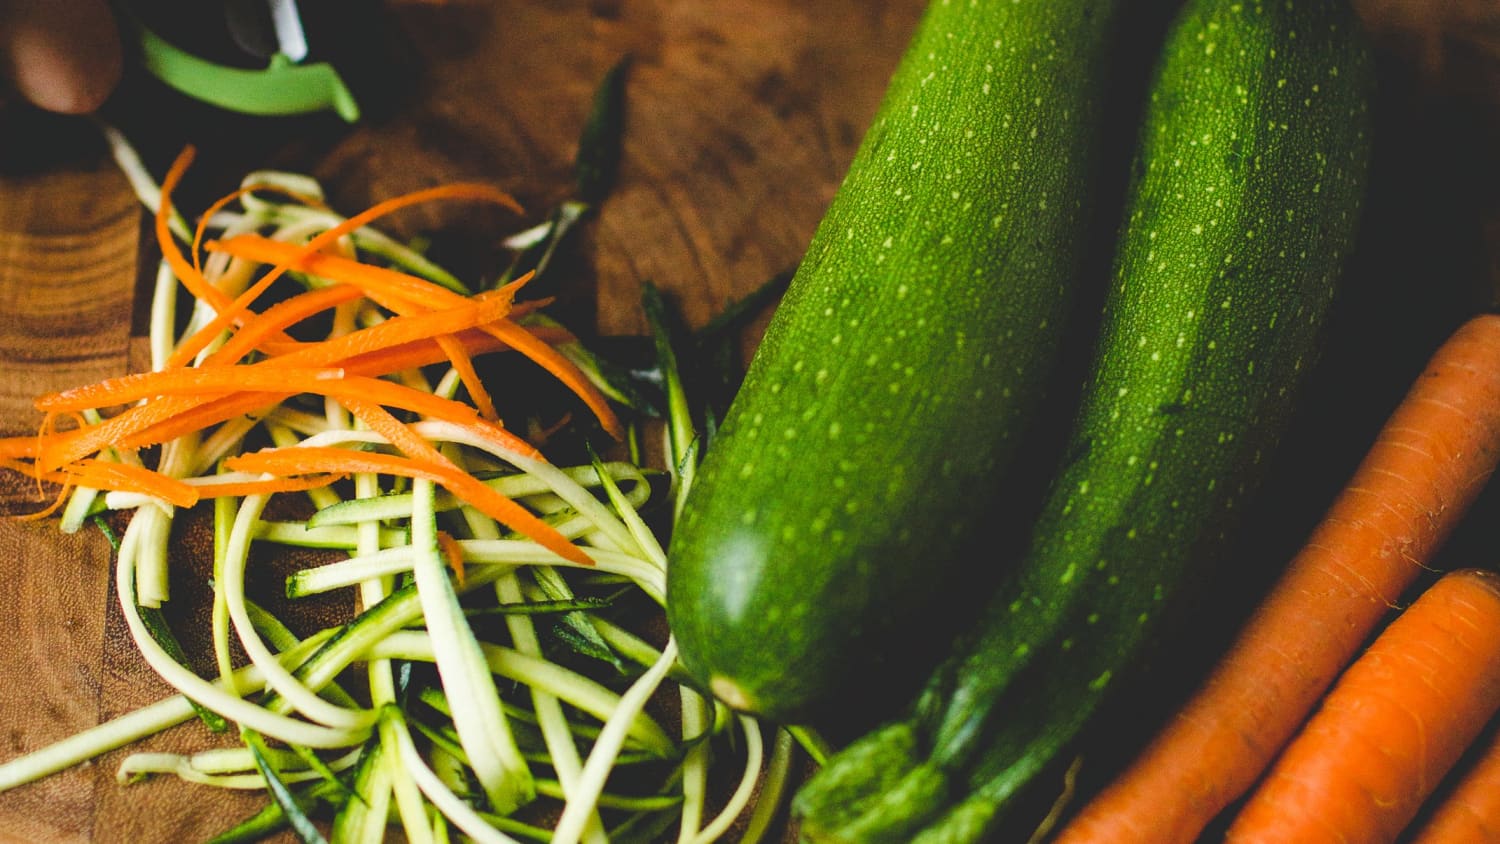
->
<box><xmin>796</xmin><ymin>0</ymin><xmax>1375</xmax><ymax>839</ymax></box>
<box><xmin>667</xmin><ymin>0</ymin><xmax>1124</xmax><ymax>724</ymax></box>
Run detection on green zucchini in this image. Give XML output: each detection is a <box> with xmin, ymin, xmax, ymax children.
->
<box><xmin>665</xmin><ymin>0</ymin><xmax>1126</xmax><ymax>723</ymax></box>
<box><xmin>794</xmin><ymin>0</ymin><xmax>1376</xmax><ymax>839</ymax></box>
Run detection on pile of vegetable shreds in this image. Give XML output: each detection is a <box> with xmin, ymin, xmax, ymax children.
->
<box><xmin>0</xmin><ymin>127</ymin><xmax>798</xmax><ymax>844</ymax></box>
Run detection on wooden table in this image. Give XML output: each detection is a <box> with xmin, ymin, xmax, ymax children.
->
<box><xmin>1</xmin><ymin>2</ymin><xmax>1496</xmax><ymax>842</ymax></box>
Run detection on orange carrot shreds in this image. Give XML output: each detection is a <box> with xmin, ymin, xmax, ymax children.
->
<box><xmin>312</xmin><ymin>377</ymin><xmax>539</xmax><ymax>462</ymax></box>
<box><xmin>261</xmin><ymin>286</ymin><xmax>519</xmax><ymax>370</ymax></box>
<box><xmin>224</xmin><ymin>446</ymin><xmax>591</xmax><ymax>567</ymax></box>
<box><xmin>436</xmin><ymin>530</ymin><xmax>467</xmax><ymax>582</ymax></box>
<box><xmin>169</xmin><ymin>181</ymin><xmax>526</xmax><ymax>369</ymax></box>
<box><xmin>1222</xmin><ymin>568</ymin><xmax>1500</xmax><ymax>843</ymax></box>
<box><xmin>1406</xmin><ymin>719</ymin><xmax>1500</xmax><ymax>842</ymax></box>
<box><xmin>155</xmin><ymin>147</ymin><xmax>296</xmax><ymax>350</ymax></box>
<box><xmin>202</xmin><ymin>283</ymin><xmax>365</xmax><ymax>366</ymax></box>
<box><xmin>325</xmin><ymin>315</ymin><xmax>566</xmax><ymax>379</ymax></box>
<box><xmin>33</xmin><ymin>396</ymin><xmax>206</xmax><ymax>474</ymax></box>
<box><xmin>208</xmin><ymin>234</ymin><xmax>464</xmax><ymax>309</ymax></box>
<box><xmin>207</xmin><ymin>234</ymin><xmax>531</xmax><ymax>420</ymax></box>
<box><xmin>5</xmin><ymin>474</ymin><xmax>73</xmax><ymax>521</ymax></box>
<box><xmin>433</xmin><ymin>333</ymin><xmax>501</xmax><ymax>421</ymax></box>
<box><xmin>476</xmin><ymin>319</ymin><xmax>623</xmax><ymax>440</ymax></box>
<box><xmin>207</xmin><ymin>235</ymin><xmax>619</xmax><ymax>438</ymax></box>
<box><xmin>34</xmin><ymin>367</ymin><xmax>347</xmax><ymax>414</ymax></box>
<box><xmin>1055</xmin><ymin>313</ymin><xmax>1500</xmax><ymax>844</ymax></box>
<box><xmin>91</xmin><ymin>373</ymin><xmax>538</xmax><ymax>467</ymax></box>
<box><xmin>30</xmin><ymin>287</ymin><xmax>522</xmax><ymax>471</ymax></box>
<box><xmin>189</xmin><ymin>473</ymin><xmax>346</xmax><ymax>500</ymax></box>
<box><xmin>60</xmin><ymin>459</ymin><xmax>200</xmax><ymax>509</ymax></box>
<box><xmin>191</xmin><ymin>183</ymin><xmax>324</xmax><ymax>279</ymax></box>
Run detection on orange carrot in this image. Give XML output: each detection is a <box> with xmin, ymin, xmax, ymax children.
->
<box><xmin>1407</xmin><ymin>719</ymin><xmax>1500</xmax><ymax>842</ymax></box>
<box><xmin>60</xmin><ymin>459</ymin><xmax>200</xmax><ymax>509</ymax></box>
<box><xmin>35</xmin><ymin>366</ymin><xmax>347</xmax><ymax>413</ymax></box>
<box><xmin>169</xmin><ymin>179</ymin><xmax>524</xmax><ymax>368</ymax></box>
<box><xmin>112</xmin><ymin>374</ymin><xmax>540</xmax><ymax>461</ymax></box>
<box><xmin>436</xmin><ymin>530</ymin><xmax>468</xmax><ymax>582</ymax></box>
<box><xmin>210</xmin><ymin>241</ymin><xmax>523</xmax><ymax>420</ymax></box>
<box><xmin>153</xmin><ymin>148</ymin><xmax>295</xmax><ymax>350</ymax></box>
<box><xmin>1222</xmin><ymin>568</ymin><xmax>1500</xmax><ymax>843</ymax></box>
<box><xmin>200</xmin><ymin>283</ymin><xmax>364</xmax><ymax>364</ymax></box>
<box><xmin>1056</xmin><ymin>313</ymin><xmax>1500</xmax><ymax>844</ymax></box>
<box><xmin>27</xmin><ymin>292</ymin><xmax>519</xmax><ymax>472</ymax></box>
<box><xmin>224</xmin><ymin>445</ymin><xmax>590</xmax><ymax>566</ymax></box>
<box><xmin>210</xmin><ymin>234</ymin><xmax>620</xmax><ymax>437</ymax></box>
<box><xmin>190</xmin><ymin>183</ymin><xmax>324</xmax><ymax>279</ymax></box>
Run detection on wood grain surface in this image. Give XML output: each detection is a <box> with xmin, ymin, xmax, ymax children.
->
<box><xmin>0</xmin><ymin>1</ymin><xmax>1496</xmax><ymax>842</ymax></box>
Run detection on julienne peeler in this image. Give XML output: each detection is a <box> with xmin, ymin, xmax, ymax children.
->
<box><xmin>118</xmin><ymin>0</ymin><xmax>365</xmax><ymax>122</ymax></box>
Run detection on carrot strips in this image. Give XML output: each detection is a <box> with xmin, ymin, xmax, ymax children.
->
<box><xmin>210</xmin><ymin>234</ymin><xmax>622</xmax><ymax>439</ymax></box>
<box><xmin>61</xmin><ymin>459</ymin><xmax>199</xmax><ymax>509</ymax></box>
<box><xmin>168</xmin><ymin>179</ymin><xmax>524</xmax><ymax>368</ymax></box>
<box><xmin>7</xmin><ymin>156</ymin><xmax>610</xmax><ymax>587</ymax></box>
<box><xmin>154</xmin><ymin>148</ymin><xmax>295</xmax><ymax>350</ymax></box>
<box><xmin>1223</xmin><ymin>568</ymin><xmax>1500</xmax><ymax>843</ymax></box>
<box><xmin>36</xmin><ymin>367</ymin><xmax>347</xmax><ymax>413</ymax></box>
<box><xmin>436</xmin><ymin>530</ymin><xmax>468</xmax><ymax>582</ymax></box>
<box><xmin>225</xmin><ymin>445</ymin><xmax>590</xmax><ymax>566</ymax></box>
<box><xmin>1056</xmin><ymin>313</ymin><xmax>1500</xmax><ymax>844</ymax></box>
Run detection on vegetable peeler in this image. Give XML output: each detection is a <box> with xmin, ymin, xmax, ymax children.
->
<box><xmin>120</xmin><ymin>0</ymin><xmax>362</xmax><ymax>122</ymax></box>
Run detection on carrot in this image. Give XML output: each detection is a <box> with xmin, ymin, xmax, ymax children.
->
<box><xmin>224</xmin><ymin>445</ymin><xmax>591</xmax><ymax>567</ymax></box>
<box><xmin>210</xmin><ymin>234</ymin><xmax>623</xmax><ymax>438</ymax></box>
<box><xmin>35</xmin><ymin>366</ymin><xmax>347</xmax><ymax>413</ymax></box>
<box><xmin>167</xmin><ymin>175</ymin><xmax>525</xmax><ymax>369</ymax></box>
<box><xmin>197</xmin><ymin>283</ymin><xmax>365</xmax><ymax>364</ymax></box>
<box><xmin>1407</xmin><ymin>718</ymin><xmax>1500</xmax><ymax>842</ymax></box>
<box><xmin>436</xmin><ymin>530</ymin><xmax>468</xmax><ymax>582</ymax></box>
<box><xmin>60</xmin><ymin>459</ymin><xmax>200</xmax><ymax>509</ymax></box>
<box><xmin>28</xmin><ymin>291</ymin><xmax>519</xmax><ymax>472</ymax></box>
<box><xmin>1055</xmin><ymin>313</ymin><xmax>1500</xmax><ymax>844</ymax></box>
<box><xmin>1222</xmin><ymin>568</ymin><xmax>1500</xmax><ymax>843</ymax></box>
<box><xmin>206</xmin><ymin>234</ymin><xmax>512</xmax><ymax>419</ymax></box>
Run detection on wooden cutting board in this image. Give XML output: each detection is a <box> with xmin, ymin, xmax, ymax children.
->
<box><xmin>0</xmin><ymin>2</ymin><xmax>921</xmax><ymax>841</ymax></box>
<box><xmin>2</xmin><ymin>2</ymin><xmax>1497</xmax><ymax>842</ymax></box>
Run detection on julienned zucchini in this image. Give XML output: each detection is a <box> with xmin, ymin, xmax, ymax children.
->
<box><xmin>795</xmin><ymin>0</ymin><xmax>1376</xmax><ymax>840</ymax></box>
<box><xmin>665</xmin><ymin>0</ymin><xmax>1125</xmax><ymax>722</ymax></box>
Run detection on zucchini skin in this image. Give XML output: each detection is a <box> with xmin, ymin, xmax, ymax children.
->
<box><xmin>795</xmin><ymin>0</ymin><xmax>1376</xmax><ymax>840</ymax></box>
<box><xmin>666</xmin><ymin>0</ymin><xmax>1124</xmax><ymax>722</ymax></box>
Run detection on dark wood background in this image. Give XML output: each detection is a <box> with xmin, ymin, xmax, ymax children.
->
<box><xmin>1</xmin><ymin>1</ymin><xmax>1496</xmax><ymax>841</ymax></box>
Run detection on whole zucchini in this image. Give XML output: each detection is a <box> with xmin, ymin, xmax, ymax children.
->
<box><xmin>665</xmin><ymin>0</ymin><xmax>1126</xmax><ymax>722</ymax></box>
<box><xmin>794</xmin><ymin>0</ymin><xmax>1376</xmax><ymax>839</ymax></box>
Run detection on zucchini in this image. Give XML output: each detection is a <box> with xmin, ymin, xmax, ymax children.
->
<box><xmin>665</xmin><ymin>0</ymin><xmax>1126</xmax><ymax>722</ymax></box>
<box><xmin>794</xmin><ymin>0</ymin><xmax>1376</xmax><ymax>839</ymax></box>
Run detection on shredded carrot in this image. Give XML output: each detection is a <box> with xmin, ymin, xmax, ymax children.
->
<box><xmin>2</xmin><ymin>458</ymin><xmax>74</xmax><ymax>521</ymax></box>
<box><xmin>1055</xmin><ymin>313</ymin><xmax>1500</xmax><ymax>844</ymax></box>
<box><xmin>210</xmin><ymin>234</ymin><xmax>620</xmax><ymax>439</ymax></box>
<box><xmin>208</xmin><ymin>234</ymin><xmax>526</xmax><ymax>419</ymax></box>
<box><xmin>203</xmin><ymin>283</ymin><xmax>365</xmax><ymax>365</ymax></box>
<box><xmin>436</xmin><ymin>530</ymin><xmax>467</xmax><ymax>582</ymax></box>
<box><xmin>168</xmin><ymin>180</ymin><xmax>525</xmax><ymax>369</ymax></box>
<box><xmin>1222</xmin><ymin>568</ymin><xmax>1500</xmax><ymax>843</ymax></box>
<box><xmin>60</xmin><ymin>459</ymin><xmax>199</xmax><ymax>509</ymax></box>
<box><xmin>36</xmin><ymin>367</ymin><xmax>347</xmax><ymax>414</ymax></box>
<box><xmin>1406</xmin><ymin>717</ymin><xmax>1500</xmax><ymax>842</ymax></box>
<box><xmin>191</xmin><ymin>182</ymin><xmax>324</xmax><ymax>279</ymax></box>
<box><xmin>224</xmin><ymin>445</ymin><xmax>590</xmax><ymax>566</ymax></box>
<box><xmin>154</xmin><ymin>147</ymin><xmax>296</xmax><ymax>351</ymax></box>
